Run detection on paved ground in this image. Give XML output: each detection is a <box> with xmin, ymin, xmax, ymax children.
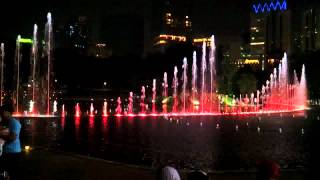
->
<box><xmin>12</xmin><ymin>148</ymin><xmax>309</xmax><ymax>180</ymax></box>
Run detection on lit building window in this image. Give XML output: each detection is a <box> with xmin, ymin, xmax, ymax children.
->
<box><xmin>165</xmin><ymin>12</ymin><xmax>173</xmax><ymax>25</ymax></box>
<box><xmin>185</xmin><ymin>20</ymin><xmax>192</xmax><ymax>27</ymax></box>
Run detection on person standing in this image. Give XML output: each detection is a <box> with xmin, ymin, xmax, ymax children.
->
<box><xmin>0</xmin><ymin>103</ymin><xmax>21</xmax><ymax>180</ymax></box>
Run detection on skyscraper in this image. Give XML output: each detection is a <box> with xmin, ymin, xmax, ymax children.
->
<box><xmin>249</xmin><ymin>0</ymin><xmax>290</xmax><ymax>71</ymax></box>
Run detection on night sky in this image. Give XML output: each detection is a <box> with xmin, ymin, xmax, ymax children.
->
<box><xmin>0</xmin><ymin>0</ymin><xmax>252</xmax><ymax>42</ymax></box>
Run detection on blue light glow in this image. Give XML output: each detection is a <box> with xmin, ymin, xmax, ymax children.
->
<box><xmin>253</xmin><ymin>0</ymin><xmax>287</xmax><ymax>14</ymax></box>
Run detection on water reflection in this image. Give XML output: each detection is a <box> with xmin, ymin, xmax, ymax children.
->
<box><xmin>19</xmin><ymin>110</ymin><xmax>315</xmax><ymax>170</ymax></box>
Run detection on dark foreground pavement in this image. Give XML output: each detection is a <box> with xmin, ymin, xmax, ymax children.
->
<box><xmin>13</xmin><ymin>148</ymin><xmax>308</xmax><ymax>180</ymax></box>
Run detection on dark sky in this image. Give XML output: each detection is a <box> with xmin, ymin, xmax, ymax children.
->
<box><xmin>0</xmin><ymin>0</ymin><xmax>252</xmax><ymax>42</ymax></box>
<box><xmin>2</xmin><ymin>0</ymin><xmax>318</xmax><ymax>44</ymax></box>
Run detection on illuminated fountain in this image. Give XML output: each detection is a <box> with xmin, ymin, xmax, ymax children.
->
<box><xmin>128</xmin><ymin>92</ymin><xmax>134</xmax><ymax>114</ymax></box>
<box><xmin>68</xmin><ymin>35</ymin><xmax>307</xmax><ymax>117</ymax></box>
<box><xmin>152</xmin><ymin>79</ymin><xmax>157</xmax><ymax>114</ymax></box>
<box><xmin>5</xmin><ymin>12</ymin><xmax>57</xmax><ymax>118</ymax></box>
<box><xmin>61</xmin><ymin>104</ymin><xmax>65</xmax><ymax>117</ymax></box>
<box><xmin>14</xmin><ymin>31</ymin><xmax>304</xmax><ymax>118</ymax></box>
<box><xmin>201</xmin><ymin>42</ymin><xmax>207</xmax><ymax>112</ymax></box>
<box><xmin>75</xmin><ymin>103</ymin><xmax>81</xmax><ymax>118</ymax></box>
<box><xmin>192</xmin><ymin>51</ymin><xmax>198</xmax><ymax>112</ymax></box>
<box><xmin>102</xmin><ymin>100</ymin><xmax>108</xmax><ymax>117</ymax></box>
<box><xmin>116</xmin><ymin>97</ymin><xmax>122</xmax><ymax>115</ymax></box>
<box><xmin>162</xmin><ymin>72</ymin><xmax>168</xmax><ymax>113</ymax></box>
<box><xmin>53</xmin><ymin>100</ymin><xmax>58</xmax><ymax>114</ymax></box>
<box><xmin>140</xmin><ymin>86</ymin><xmax>146</xmax><ymax>114</ymax></box>
<box><xmin>209</xmin><ymin>35</ymin><xmax>216</xmax><ymax>112</ymax></box>
<box><xmin>14</xmin><ymin>35</ymin><xmax>21</xmax><ymax>113</ymax></box>
<box><xmin>182</xmin><ymin>58</ymin><xmax>188</xmax><ymax>113</ymax></box>
<box><xmin>31</xmin><ymin>24</ymin><xmax>38</xmax><ymax>113</ymax></box>
<box><xmin>296</xmin><ymin>65</ymin><xmax>307</xmax><ymax>108</ymax></box>
<box><xmin>172</xmin><ymin>67</ymin><xmax>179</xmax><ymax>113</ymax></box>
<box><xmin>29</xmin><ymin>100</ymin><xmax>34</xmax><ymax>113</ymax></box>
<box><xmin>89</xmin><ymin>103</ymin><xmax>94</xmax><ymax>117</ymax></box>
<box><xmin>45</xmin><ymin>12</ymin><xmax>53</xmax><ymax>115</ymax></box>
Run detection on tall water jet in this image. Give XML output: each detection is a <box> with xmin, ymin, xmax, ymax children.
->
<box><xmin>75</xmin><ymin>103</ymin><xmax>81</xmax><ymax>117</ymax></box>
<box><xmin>293</xmin><ymin>70</ymin><xmax>299</xmax><ymax>85</ymax></box>
<box><xmin>53</xmin><ymin>100</ymin><xmax>58</xmax><ymax>113</ymax></box>
<box><xmin>172</xmin><ymin>66</ymin><xmax>179</xmax><ymax>113</ymax></box>
<box><xmin>61</xmin><ymin>104</ymin><xmax>65</xmax><ymax>117</ymax></box>
<box><xmin>29</xmin><ymin>100</ymin><xmax>34</xmax><ymax>113</ymax></box>
<box><xmin>182</xmin><ymin>58</ymin><xmax>188</xmax><ymax>113</ymax></box>
<box><xmin>152</xmin><ymin>79</ymin><xmax>156</xmax><ymax>114</ymax></box>
<box><xmin>90</xmin><ymin>103</ymin><xmax>94</xmax><ymax>117</ymax></box>
<box><xmin>128</xmin><ymin>92</ymin><xmax>133</xmax><ymax>114</ymax></box>
<box><xmin>280</xmin><ymin>53</ymin><xmax>288</xmax><ymax>84</ymax></box>
<box><xmin>103</xmin><ymin>100</ymin><xmax>108</xmax><ymax>117</ymax></box>
<box><xmin>192</xmin><ymin>51</ymin><xmax>197</xmax><ymax>111</ymax></box>
<box><xmin>162</xmin><ymin>72</ymin><xmax>168</xmax><ymax>97</ymax></box>
<box><xmin>162</xmin><ymin>72</ymin><xmax>168</xmax><ymax>113</ymax></box>
<box><xmin>298</xmin><ymin>65</ymin><xmax>307</xmax><ymax>108</ymax></box>
<box><xmin>15</xmin><ymin>35</ymin><xmax>21</xmax><ymax>113</ymax></box>
<box><xmin>140</xmin><ymin>86</ymin><xmax>146</xmax><ymax>113</ymax></box>
<box><xmin>0</xmin><ymin>43</ymin><xmax>4</xmax><ymax>106</ymax></box>
<box><xmin>31</xmin><ymin>24</ymin><xmax>38</xmax><ymax>105</ymax></box>
<box><xmin>116</xmin><ymin>97</ymin><xmax>122</xmax><ymax>114</ymax></box>
<box><xmin>201</xmin><ymin>42</ymin><xmax>207</xmax><ymax>112</ymax></box>
<box><xmin>209</xmin><ymin>35</ymin><xmax>216</xmax><ymax>112</ymax></box>
<box><xmin>280</xmin><ymin>53</ymin><xmax>288</xmax><ymax>106</ymax></box>
<box><xmin>45</xmin><ymin>12</ymin><xmax>53</xmax><ymax>115</ymax></box>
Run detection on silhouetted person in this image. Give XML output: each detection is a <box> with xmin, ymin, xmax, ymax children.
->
<box><xmin>0</xmin><ymin>103</ymin><xmax>22</xmax><ymax>180</ymax></box>
<box><xmin>156</xmin><ymin>166</ymin><xmax>181</xmax><ymax>180</ymax></box>
<box><xmin>187</xmin><ymin>170</ymin><xmax>209</xmax><ymax>180</ymax></box>
<box><xmin>256</xmin><ymin>160</ymin><xmax>280</xmax><ymax>180</ymax></box>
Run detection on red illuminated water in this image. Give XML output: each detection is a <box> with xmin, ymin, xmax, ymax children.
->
<box><xmin>64</xmin><ymin>50</ymin><xmax>307</xmax><ymax>118</ymax></box>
